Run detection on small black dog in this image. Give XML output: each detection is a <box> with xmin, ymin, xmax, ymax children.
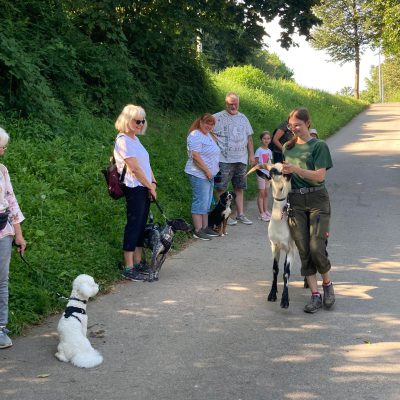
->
<box><xmin>208</xmin><ymin>191</ymin><xmax>236</xmax><ymax>236</ymax></box>
<box><xmin>143</xmin><ymin>218</ymin><xmax>192</xmax><ymax>281</ymax></box>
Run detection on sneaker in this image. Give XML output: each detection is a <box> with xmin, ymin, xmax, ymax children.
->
<box><xmin>323</xmin><ymin>283</ymin><xmax>335</xmax><ymax>309</ymax></box>
<box><xmin>193</xmin><ymin>230</ymin><xmax>212</xmax><ymax>241</ymax></box>
<box><xmin>202</xmin><ymin>227</ymin><xmax>219</xmax><ymax>237</ymax></box>
<box><xmin>136</xmin><ymin>261</ymin><xmax>151</xmax><ymax>275</ymax></box>
<box><xmin>227</xmin><ymin>217</ymin><xmax>237</xmax><ymax>226</ymax></box>
<box><xmin>304</xmin><ymin>294</ymin><xmax>322</xmax><ymax>313</ymax></box>
<box><xmin>265</xmin><ymin>211</ymin><xmax>272</xmax><ymax>218</ymax></box>
<box><xmin>236</xmin><ymin>215</ymin><xmax>253</xmax><ymax>225</ymax></box>
<box><xmin>122</xmin><ymin>267</ymin><xmax>146</xmax><ymax>281</ymax></box>
<box><xmin>0</xmin><ymin>327</ymin><xmax>12</xmax><ymax>349</ymax></box>
<box><xmin>259</xmin><ymin>213</ymin><xmax>270</xmax><ymax>222</ymax></box>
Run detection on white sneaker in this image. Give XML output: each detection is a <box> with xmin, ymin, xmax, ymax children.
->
<box><xmin>227</xmin><ymin>217</ymin><xmax>237</xmax><ymax>226</ymax></box>
<box><xmin>236</xmin><ymin>215</ymin><xmax>253</xmax><ymax>225</ymax></box>
<box><xmin>0</xmin><ymin>327</ymin><xmax>12</xmax><ymax>349</ymax></box>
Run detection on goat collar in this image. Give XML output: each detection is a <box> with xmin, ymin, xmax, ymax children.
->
<box><xmin>273</xmin><ymin>197</ymin><xmax>287</xmax><ymax>202</ymax></box>
<box><xmin>69</xmin><ymin>297</ymin><xmax>87</xmax><ymax>304</ymax></box>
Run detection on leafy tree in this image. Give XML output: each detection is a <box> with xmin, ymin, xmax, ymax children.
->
<box><xmin>368</xmin><ymin>0</ymin><xmax>400</xmax><ymax>55</ymax></box>
<box><xmin>247</xmin><ymin>50</ymin><xmax>294</xmax><ymax>80</ymax></box>
<box><xmin>310</xmin><ymin>0</ymin><xmax>373</xmax><ymax>99</ymax></box>
<box><xmin>362</xmin><ymin>54</ymin><xmax>400</xmax><ymax>102</ymax></box>
<box><xmin>337</xmin><ymin>86</ymin><xmax>354</xmax><ymax>96</ymax></box>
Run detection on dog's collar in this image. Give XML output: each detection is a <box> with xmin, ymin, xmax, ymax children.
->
<box><xmin>69</xmin><ymin>297</ymin><xmax>87</xmax><ymax>304</ymax></box>
<box><xmin>64</xmin><ymin>306</ymin><xmax>86</xmax><ymax>323</ymax></box>
<box><xmin>273</xmin><ymin>197</ymin><xmax>287</xmax><ymax>201</ymax></box>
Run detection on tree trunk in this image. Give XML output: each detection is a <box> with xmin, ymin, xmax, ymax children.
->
<box><xmin>354</xmin><ymin>46</ymin><xmax>360</xmax><ymax>99</ymax></box>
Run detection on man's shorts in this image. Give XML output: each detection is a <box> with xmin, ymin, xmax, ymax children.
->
<box><xmin>214</xmin><ymin>162</ymin><xmax>247</xmax><ymax>191</ymax></box>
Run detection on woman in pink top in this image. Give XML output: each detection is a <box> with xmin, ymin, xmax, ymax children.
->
<box><xmin>0</xmin><ymin>127</ymin><xmax>26</xmax><ymax>349</ymax></box>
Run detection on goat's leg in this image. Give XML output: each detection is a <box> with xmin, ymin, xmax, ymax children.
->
<box><xmin>268</xmin><ymin>243</ymin><xmax>279</xmax><ymax>302</ymax></box>
<box><xmin>280</xmin><ymin>245</ymin><xmax>295</xmax><ymax>308</ymax></box>
<box><xmin>280</xmin><ymin>254</ymin><xmax>291</xmax><ymax>308</ymax></box>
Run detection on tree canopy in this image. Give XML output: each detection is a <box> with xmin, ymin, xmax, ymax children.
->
<box><xmin>310</xmin><ymin>0</ymin><xmax>373</xmax><ymax>98</ymax></box>
<box><xmin>0</xmin><ymin>0</ymin><xmax>321</xmax><ymax>123</ymax></box>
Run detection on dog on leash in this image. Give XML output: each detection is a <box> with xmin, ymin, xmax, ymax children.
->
<box><xmin>208</xmin><ymin>191</ymin><xmax>236</xmax><ymax>236</ymax></box>
<box><xmin>143</xmin><ymin>218</ymin><xmax>192</xmax><ymax>282</ymax></box>
<box><xmin>55</xmin><ymin>274</ymin><xmax>103</xmax><ymax>368</ymax></box>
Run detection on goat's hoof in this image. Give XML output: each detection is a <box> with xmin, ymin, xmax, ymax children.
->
<box><xmin>280</xmin><ymin>300</ymin><xmax>289</xmax><ymax>309</ymax></box>
<box><xmin>268</xmin><ymin>293</ymin><xmax>277</xmax><ymax>302</ymax></box>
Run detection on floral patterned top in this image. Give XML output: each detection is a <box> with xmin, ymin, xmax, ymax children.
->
<box><xmin>0</xmin><ymin>164</ymin><xmax>24</xmax><ymax>238</ymax></box>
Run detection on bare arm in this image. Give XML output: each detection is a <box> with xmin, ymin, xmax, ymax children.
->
<box><xmin>192</xmin><ymin>151</ymin><xmax>213</xmax><ymax>180</ymax></box>
<box><xmin>124</xmin><ymin>157</ymin><xmax>157</xmax><ymax>199</ymax></box>
<box><xmin>247</xmin><ymin>135</ymin><xmax>255</xmax><ymax>165</ymax></box>
<box><xmin>282</xmin><ymin>162</ymin><xmax>327</xmax><ymax>182</ymax></box>
<box><xmin>272</xmin><ymin>129</ymin><xmax>285</xmax><ymax>151</ymax></box>
<box><xmin>13</xmin><ymin>223</ymin><xmax>26</xmax><ymax>254</ymax></box>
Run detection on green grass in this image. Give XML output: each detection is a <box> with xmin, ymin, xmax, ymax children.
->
<box><xmin>1</xmin><ymin>66</ymin><xmax>367</xmax><ymax>334</ymax></box>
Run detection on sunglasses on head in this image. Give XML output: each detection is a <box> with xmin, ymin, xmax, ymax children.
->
<box><xmin>134</xmin><ymin>119</ymin><xmax>146</xmax><ymax>125</ymax></box>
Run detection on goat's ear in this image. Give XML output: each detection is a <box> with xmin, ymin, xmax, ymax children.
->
<box><xmin>284</xmin><ymin>173</ymin><xmax>292</xmax><ymax>181</ymax></box>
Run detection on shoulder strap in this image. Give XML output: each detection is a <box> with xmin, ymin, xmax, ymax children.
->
<box><xmin>113</xmin><ymin>135</ymin><xmax>127</xmax><ymax>182</ymax></box>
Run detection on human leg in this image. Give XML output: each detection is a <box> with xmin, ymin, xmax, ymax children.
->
<box><xmin>0</xmin><ymin>236</ymin><xmax>13</xmax><ymax>348</ymax></box>
<box><xmin>122</xmin><ymin>187</ymin><xmax>150</xmax><ymax>280</ymax></box>
<box><xmin>232</xmin><ymin>163</ymin><xmax>252</xmax><ymax>223</ymax></box>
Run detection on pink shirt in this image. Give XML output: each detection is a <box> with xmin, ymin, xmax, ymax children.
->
<box><xmin>0</xmin><ymin>164</ymin><xmax>25</xmax><ymax>238</ymax></box>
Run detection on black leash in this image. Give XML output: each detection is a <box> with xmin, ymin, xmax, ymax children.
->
<box><xmin>12</xmin><ymin>241</ymin><xmax>69</xmax><ymax>301</ymax></box>
<box><xmin>150</xmin><ymin>198</ymin><xmax>169</xmax><ymax>221</ymax></box>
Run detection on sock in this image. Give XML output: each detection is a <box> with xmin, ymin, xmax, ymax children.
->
<box><xmin>123</xmin><ymin>266</ymin><xmax>133</xmax><ymax>272</ymax></box>
<box><xmin>323</xmin><ymin>281</ymin><xmax>332</xmax><ymax>287</ymax></box>
<box><xmin>312</xmin><ymin>291</ymin><xmax>321</xmax><ymax>297</ymax></box>
<box><xmin>133</xmin><ymin>263</ymin><xmax>140</xmax><ymax>268</ymax></box>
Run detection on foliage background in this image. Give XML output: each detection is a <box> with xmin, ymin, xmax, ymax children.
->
<box><xmin>0</xmin><ymin>65</ymin><xmax>366</xmax><ymax>333</ymax></box>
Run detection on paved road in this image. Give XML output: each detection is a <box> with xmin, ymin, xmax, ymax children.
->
<box><xmin>1</xmin><ymin>103</ymin><xmax>400</xmax><ymax>400</ymax></box>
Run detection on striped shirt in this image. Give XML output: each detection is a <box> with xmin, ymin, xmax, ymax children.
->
<box><xmin>184</xmin><ymin>130</ymin><xmax>220</xmax><ymax>179</ymax></box>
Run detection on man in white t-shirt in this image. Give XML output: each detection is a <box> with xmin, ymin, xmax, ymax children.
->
<box><xmin>213</xmin><ymin>92</ymin><xmax>255</xmax><ymax>225</ymax></box>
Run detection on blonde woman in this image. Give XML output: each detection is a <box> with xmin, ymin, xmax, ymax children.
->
<box><xmin>114</xmin><ymin>105</ymin><xmax>157</xmax><ymax>281</ymax></box>
<box><xmin>0</xmin><ymin>127</ymin><xmax>26</xmax><ymax>348</ymax></box>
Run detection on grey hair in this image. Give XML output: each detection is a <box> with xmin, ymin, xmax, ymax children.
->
<box><xmin>115</xmin><ymin>104</ymin><xmax>147</xmax><ymax>135</ymax></box>
<box><xmin>0</xmin><ymin>127</ymin><xmax>10</xmax><ymax>147</ymax></box>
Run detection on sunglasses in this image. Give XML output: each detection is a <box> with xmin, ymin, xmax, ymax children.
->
<box><xmin>0</xmin><ymin>146</ymin><xmax>7</xmax><ymax>150</ymax></box>
<box><xmin>134</xmin><ymin>119</ymin><xmax>146</xmax><ymax>125</ymax></box>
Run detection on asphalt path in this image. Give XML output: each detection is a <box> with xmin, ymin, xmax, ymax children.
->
<box><xmin>1</xmin><ymin>103</ymin><xmax>400</xmax><ymax>400</ymax></box>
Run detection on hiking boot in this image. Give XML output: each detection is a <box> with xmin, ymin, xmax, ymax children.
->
<box><xmin>236</xmin><ymin>215</ymin><xmax>253</xmax><ymax>225</ymax></box>
<box><xmin>202</xmin><ymin>227</ymin><xmax>219</xmax><ymax>237</ymax></box>
<box><xmin>0</xmin><ymin>327</ymin><xmax>12</xmax><ymax>349</ymax></box>
<box><xmin>227</xmin><ymin>217</ymin><xmax>237</xmax><ymax>226</ymax></box>
<box><xmin>323</xmin><ymin>283</ymin><xmax>335</xmax><ymax>309</ymax></box>
<box><xmin>304</xmin><ymin>294</ymin><xmax>322</xmax><ymax>313</ymax></box>
<box><xmin>193</xmin><ymin>230</ymin><xmax>212</xmax><ymax>241</ymax></box>
<box><xmin>122</xmin><ymin>267</ymin><xmax>146</xmax><ymax>282</ymax></box>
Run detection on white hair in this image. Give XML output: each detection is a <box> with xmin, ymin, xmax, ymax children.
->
<box><xmin>0</xmin><ymin>127</ymin><xmax>9</xmax><ymax>147</ymax></box>
<box><xmin>115</xmin><ymin>104</ymin><xmax>147</xmax><ymax>135</ymax></box>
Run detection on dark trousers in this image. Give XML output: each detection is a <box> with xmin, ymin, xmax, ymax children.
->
<box><xmin>123</xmin><ymin>186</ymin><xmax>150</xmax><ymax>251</ymax></box>
<box><xmin>288</xmin><ymin>188</ymin><xmax>331</xmax><ymax>276</ymax></box>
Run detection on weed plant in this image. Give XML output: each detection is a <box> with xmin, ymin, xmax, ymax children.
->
<box><xmin>0</xmin><ymin>66</ymin><xmax>367</xmax><ymax>334</ymax></box>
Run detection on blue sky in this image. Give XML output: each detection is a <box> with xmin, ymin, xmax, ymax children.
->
<box><xmin>263</xmin><ymin>19</ymin><xmax>380</xmax><ymax>94</ymax></box>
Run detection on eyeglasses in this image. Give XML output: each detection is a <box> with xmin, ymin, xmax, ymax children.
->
<box><xmin>134</xmin><ymin>119</ymin><xmax>146</xmax><ymax>125</ymax></box>
<box><xmin>0</xmin><ymin>146</ymin><xmax>7</xmax><ymax>150</ymax></box>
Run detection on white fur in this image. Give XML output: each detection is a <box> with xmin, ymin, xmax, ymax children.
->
<box><xmin>55</xmin><ymin>274</ymin><xmax>103</xmax><ymax>368</ymax></box>
<box><xmin>267</xmin><ymin>163</ymin><xmax>296</xmax><ymax>308</ymax></box>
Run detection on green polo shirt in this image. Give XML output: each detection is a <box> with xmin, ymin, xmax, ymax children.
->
<box><xmin>283</xmin><ymin>138</ymin><xmax>333</xmax><ymax>189</ymax></box>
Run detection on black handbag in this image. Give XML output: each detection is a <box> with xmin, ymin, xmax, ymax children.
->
<box><xmin>0</xmin><ymin>210</ymin><xmax>9</xmax><ymax>231</ymax></box>
<box><xmin>102</xmin><ymin>156</ymin><xmax>127</xmax><ymax>200</ymax></box>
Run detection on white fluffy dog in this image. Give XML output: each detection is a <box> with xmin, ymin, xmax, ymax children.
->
<box><xmin>55</xmin><ymin>274</ymin><xmax>103</xmax><ymax>368</ymax></box>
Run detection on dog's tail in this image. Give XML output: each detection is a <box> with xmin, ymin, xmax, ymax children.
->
<box><xmin>71</xmin><ymin>349</ymin><xmax>103</xmax><ymax>368</ymax></box>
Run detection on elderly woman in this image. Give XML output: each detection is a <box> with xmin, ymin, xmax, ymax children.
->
<box><xmin>0</xmin><ymin>127</ymin><xmax>26</xmax><ymax>348</ymax></box>
<box><xmin>185</xmin><ymin>113</ymin><xmax>220</xmax><ymax>240</ymax></box>
<box><xmin>114</xmin><ymin>105</ymin><xmax>157</xmax><ymax>281</ymax></box>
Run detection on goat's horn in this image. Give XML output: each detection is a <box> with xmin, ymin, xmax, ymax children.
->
<box><xmin>246</xmin><ymin>165</ymin><xmax>260</xmax><ymax>176</ymax></box>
